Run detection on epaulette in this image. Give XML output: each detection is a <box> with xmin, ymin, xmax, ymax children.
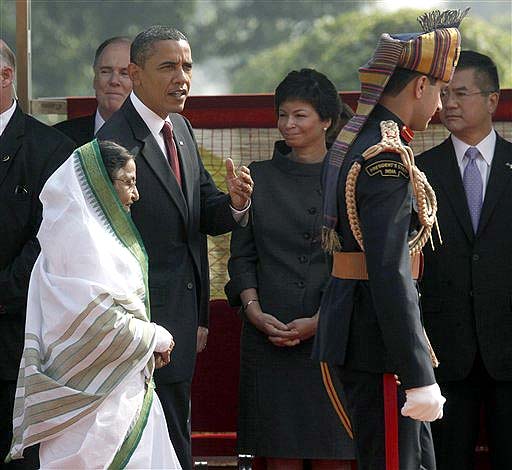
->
<box><xmin>345</xmin><ymin>120</ymin><xmax>441</xmax><ymax>256</ymax></box>
<box><xmin>364</xmin><ymin>120</ymin><xmax>408</xmax><ymax>158</ymax></box>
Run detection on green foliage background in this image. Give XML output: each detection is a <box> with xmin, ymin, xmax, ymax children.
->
<box><xmin>1</xmin><ymin>0</ymin><xmax>511</xmax><ymax>97</ymax></box>
<box><xmin>232</xmin><ymin>8</ymin><xmax>512</xmax><ymax>92</ymax></box>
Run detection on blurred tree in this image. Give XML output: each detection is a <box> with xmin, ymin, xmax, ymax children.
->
<box><xmin>0</xmin><ymin>0</ymin><xmax>196</xmax><ymax>97</ymax></box>
<box><xmin>189</xmin><ymin>0</ymin><xmax>371</xmax><ymax>61</ymax></box>
<box><xmin>1</xmin><ymin>1</ymin><xmax>510</xmax><ymax>97</ymax></box>
<box><xmin>232</xmin><ymin>8</ymin><xmax>512</xmax><ymax>93</ymax></box>
<box><xmin>1</xmin><ymin>0</ymin><xmax>371</xmax><ymax>97</ymax></box>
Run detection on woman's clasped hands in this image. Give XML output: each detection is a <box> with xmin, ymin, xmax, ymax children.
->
<box><xmin>245</xmin><ymin>305</ymin><xmax>318</xmax><ymax>347</ymax></box>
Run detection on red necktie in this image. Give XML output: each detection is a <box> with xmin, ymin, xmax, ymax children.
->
<box><xmin>161</xmin><ymin>121</ymin><xmax>182</xmax><ymax>187</ymax></box>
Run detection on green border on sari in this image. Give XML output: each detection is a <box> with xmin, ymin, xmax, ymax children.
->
<box><xmin>108</xmin><ymin>382</ymin><xmax>155</xmax><ymax>469</ymax></box>
<box><xmin>76</xmin><ymin>139</ymin><xmax>150</xmax><ymax>316</ymax></box>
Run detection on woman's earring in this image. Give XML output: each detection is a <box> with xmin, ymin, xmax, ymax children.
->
<box><xmin>323</xmin><ymin>127</ymin><xmax>328</xmax><ymax>131</ymax></box>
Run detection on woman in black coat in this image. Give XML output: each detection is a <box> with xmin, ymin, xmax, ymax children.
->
<box><xmin>225</xmin><ymin>69</ymin><xmax>354</xmax><ymax>470</ymax></box>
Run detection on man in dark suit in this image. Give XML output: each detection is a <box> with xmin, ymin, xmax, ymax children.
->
<box><xmin>97</xmin><ymin>26</ymin><xmax>253</xmax><ymax>470</ymax></box>
<box><xmin>55</xmin><ymin>36</ymin><xmax>131</xmax><ymax>145</ymax></box>
<box><xmin>0</xmin><ymin>40</ymin><xmax>75</xmax><ymax>468</ymax></box>
<box><xmin>418</xmin><ymin>50</ymin><xmax>512</xmax><ymax>469</ymax></box>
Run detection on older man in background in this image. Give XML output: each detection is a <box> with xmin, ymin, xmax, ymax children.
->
<box><xmin>0</xmin><ymin>39</ymin><xmax>75</xmax><ymax>469</ymax></box>
<box><xmin>55</xmin><ymin>36</ymin><xmax>131</xmax><ymax>145</ymax></box>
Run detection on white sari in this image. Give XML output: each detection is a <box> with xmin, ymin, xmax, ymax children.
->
<box><xmin>7</xmin><ymin>140</ymin><xmax>181</xmax><ymax>469</ymax></box>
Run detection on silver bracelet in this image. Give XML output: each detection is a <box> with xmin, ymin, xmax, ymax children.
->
<box><xmin>243</xmin><ymin>299</ymin><xmax>259</xmax><ymax>311</ymax></box>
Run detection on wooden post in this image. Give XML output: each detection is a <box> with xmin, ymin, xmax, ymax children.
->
<box><xmin>15</xmin><ymin>0</ymin><xmax>31</xmax><ymax>113</ymax></box>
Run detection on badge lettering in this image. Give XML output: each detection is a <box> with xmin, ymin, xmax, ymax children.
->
<box><xmin>365</xmin><ymin>160</ymin><xmax>408</xmax><ymax>178</ymax></box>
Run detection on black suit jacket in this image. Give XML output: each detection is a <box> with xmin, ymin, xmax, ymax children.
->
<box><xmin>97</xmin><ymin>97</ymin><xmax>236</xmax><ymax>383</ymax></box>
<box><xmin>418</xmin><ymin>134</ymin><xmax>512</xmax><ymax>382</ymax></box>
<box><xmin>54</xmin><ymin>113</ymin><xmax>95</xmax><ymax>147</ymax></box>
<box><xmin>0</xmin><ymin>104</ymin><xmax>75</xmax><ymax>380</ymax></box>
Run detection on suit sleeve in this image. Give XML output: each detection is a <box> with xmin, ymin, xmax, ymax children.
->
<box><xmin>198</xmin><ymin>233</ymin><xmax>210</xmax><ymax>327</ymax></box>
<box><xmin>225</xmin><ymin>208</ymin><xmax>258</xmax><ymax>307</ymax></box>
<box><xmin>182</xmin><ymin>118</ymin><xmax>237</xmax><ymax>236</ymax></box>
<box><xmin>357</xmin><ymin>151</ymin><xmax>435</xmax><ymax>389</ymax></box>
<box><xmin>0</xmin><ymin>135</ymin><xmax>74</xmax><ymax>310</ymax></box>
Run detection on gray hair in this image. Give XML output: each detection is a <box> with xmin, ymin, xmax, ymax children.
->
<box><xmin>93</xmin><ymin>36</ymin><xmax>131</xmax><ymax>69</ymax></box>
<box><xmin>131</xmin><ymin>26</ymin><xmax>188</xmax><ymax>66</ymax></box>
<box><xmin>0</xmin><ymin>39</ymin><xmax>16</xmax><ymax>70</ymax></box>
<box><xmin>98</xmin><ymin>140</ymin><xmax>135</xmax><ymax>181</ymax></box>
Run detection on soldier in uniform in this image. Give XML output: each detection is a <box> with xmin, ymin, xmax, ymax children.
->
<box><xmin>312</xmin><ymin>9</ymin><xmax>468</xmax><ymax>470</ymax></box>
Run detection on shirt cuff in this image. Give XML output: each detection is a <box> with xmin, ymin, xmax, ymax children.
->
<box><xmin>230</xmin><ymin>200</ymin><xmax>251</xmax><ymax>227</ymax></box>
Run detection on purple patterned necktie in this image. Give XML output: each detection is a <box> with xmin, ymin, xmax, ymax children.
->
<box><xmin>463</xmin><ymin>146</ymin><xmax>483</xmax><ymax>233</ymax></box>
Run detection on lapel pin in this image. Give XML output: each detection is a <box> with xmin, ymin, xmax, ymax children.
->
<box><xmin>179</xmin><ymin>141</ymin><xmax>184</xmax><ymax>146</ymax></box>
<box><xmin>506</xmin><ymin>162</ymin><xmax>512</xmax><ymax>170</ymax></box>
<box><xmin>14</xmin><ymin>185</ymin><xmax>28</xmax><ymax>195</ymax></box>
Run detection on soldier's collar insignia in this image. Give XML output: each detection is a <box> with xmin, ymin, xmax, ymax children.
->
<box><xmin>400</xmin><ymin>126</ymin><xmax>415</xmax><ymax>144</ymax></box>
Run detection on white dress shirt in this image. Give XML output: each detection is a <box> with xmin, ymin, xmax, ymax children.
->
<box><xmin>94</xmin><ymin>110</ymin><xmax>106</xmax><ymax>135</ymax></box>
<box><xmin>451</xmin><ymin>129</ymin><xmax>496</xmax><ymax>198</ymax></box>
<box><xmin>0</xmin><ymin>100</ymin><xmax>16</xmax><ymax>137</ymax></box>
<box><xmin>129</xmin><ymin>92</ymin><xmax>249</xmax><ymax>221</ymax></box>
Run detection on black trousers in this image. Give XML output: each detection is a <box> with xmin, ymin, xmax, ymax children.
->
<box><xmin>155</xmin><ymin>379</ymin><xmax>192</xmax><ymax>470</ymax></box>
<box><xmin>331</xmin><ymin>366</ymin><xmax>436</xmax><ymax>470</ymax></box>
<box><xmin>433</xmin><ymin>352</ymin><xmax>512</xmax><ymax>470</ymax></box>
<box><xmin>0</xmin><ymin>381</ymin><xmax>38</xmax><ymax>469</ymax></box>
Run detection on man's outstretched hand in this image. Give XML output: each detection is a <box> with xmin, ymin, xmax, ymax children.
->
<box><xmin>225</xmin><ymin>158</ymin><xmax>253</xmax><ymax>211</ymax></box>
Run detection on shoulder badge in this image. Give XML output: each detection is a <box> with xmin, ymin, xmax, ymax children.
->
<box><xmin>365</xmin><ymin>159</ymin><xmax>408</xmax><ymax>178</ymax></box>
<box><xmin>363</xmin><ymin>120</ymin><xmax>409</xmax><ymax>178</ymax></box>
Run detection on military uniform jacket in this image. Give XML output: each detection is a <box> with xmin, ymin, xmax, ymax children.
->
<box><xmin>418</xmin><ymin>134</ymin><xmax>512</xmax><ymax>382</ymax></box>
<box><xmin>0</xmin><ymin>104</ymin><xmax>75</xmax><ymax>379</ymax></box>
<box><xmin>313</xmin><ymin>105</ymin><xmax>435</xmax><ymax>389</ymax></box>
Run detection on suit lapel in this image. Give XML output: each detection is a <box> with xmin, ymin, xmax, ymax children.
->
<box><xmin>476</xmin><ymin>135</ymin><xmax>512</xmax><ymax>237</ymax></box>
<box><xmin>0</xmin><ymin>105</ymin><xmax>24</xmax><ymax>187</ymax></box>
<box><xmin>435</xmin><ymin>138</ymin><xmax>475</xmax><ymax>242</ymax></box>
<box><xmin>122</xmin><ymin>100</ymin><xmax>188</xmax><ymax>224</ymax></box>
<box><xmin>86</xmin><ymin>114</ymin><xmax>96</xmax><ymax>140</ymax></box>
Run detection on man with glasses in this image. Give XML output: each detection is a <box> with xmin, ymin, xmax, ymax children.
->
<box><xmin>418</xmin><ymin>50</ymin><xmax>512</xmax><ymax>469</ymax></box>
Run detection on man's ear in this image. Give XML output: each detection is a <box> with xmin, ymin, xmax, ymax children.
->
<box><xmin>487</xmin><ymin>91</ymin><xmax>499</xmax><ymax>115</ymax></box>
<box><xmin>413</xmin><ymin>75</ymin><xmax>428</xmax><ymax>100</ymax></box>
<box><xmin>0</xmin><ymin>65</ymin><xmax>14</xmax><ymax>89</ymax></box>
<box><xmin>128</xmin><ymin>63</ymin><xmax>141</xmax><ymax>85</ymax></box>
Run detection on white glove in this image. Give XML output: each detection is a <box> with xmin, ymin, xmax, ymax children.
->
<box><xmin>154</xmin><ymin>324</ymin><xmax>174</xmax><ymax>352</ymax></box>
<box><xmin>401</xmin><ymin>383</ymin><xmax>446</xmax><ymax>422</ymax></box>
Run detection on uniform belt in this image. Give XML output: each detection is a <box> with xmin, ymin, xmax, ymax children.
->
<box><xmin>332</xmin><ymin>252</ymin><xmax>422</xmax><ymax>280</ymax></box>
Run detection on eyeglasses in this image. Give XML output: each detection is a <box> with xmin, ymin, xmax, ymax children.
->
<box><xmin>440</xmin><ymin>89</ymin><xmax>496</xmax><ymax>103</ymax></box>
<box><xmin>112</xmin><ymin>178</ymin><xmax>137</xmax><ymax>190</ymax></box>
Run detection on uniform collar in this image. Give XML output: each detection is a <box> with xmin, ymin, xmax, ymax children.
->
<box><xmin>369</xmin><ymin>104</ymin><xmax>414</xmax><ymax>144</ymax></box>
